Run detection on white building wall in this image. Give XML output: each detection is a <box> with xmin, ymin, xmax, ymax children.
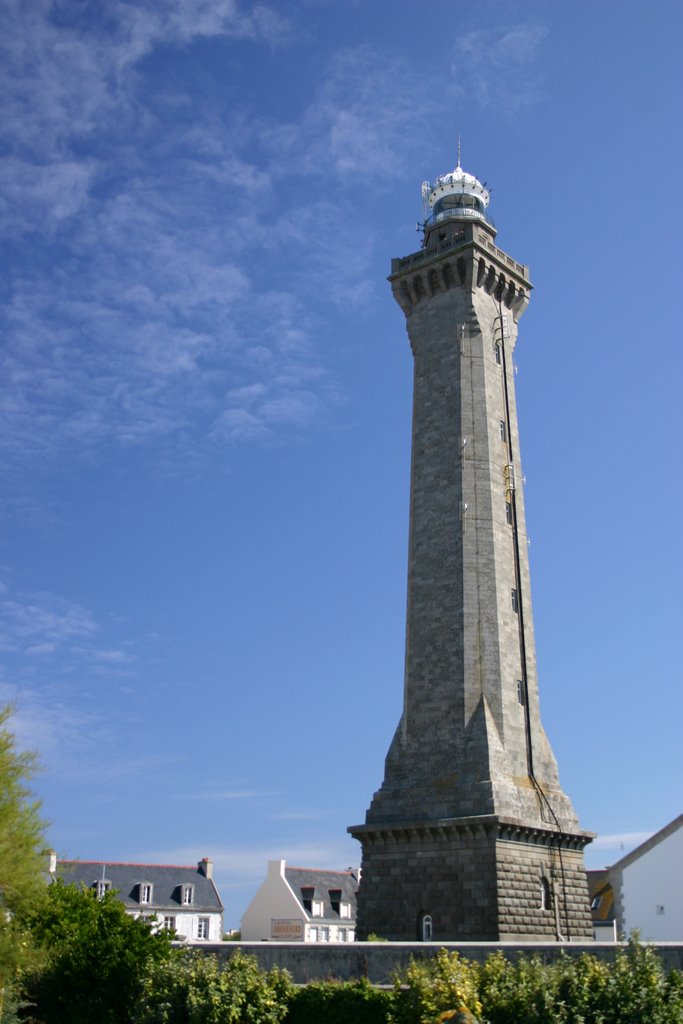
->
<box><xmin>131</xmin><ymin>909</ymin><xmax>222</xmax><ymax>942</ymax></box>
<box><xmin>621</xmin><ymin>826</ymin><xmax>683</xmax><ymax>940</ymax></box>
<box><xmin>241</xmin><ymin>860</ymin><xmax>306</xmax><ymax>941</ymax></box>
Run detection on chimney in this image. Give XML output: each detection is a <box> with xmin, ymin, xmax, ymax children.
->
<box><xmin>198</xmin><ymin>857</ymin><xmax>213</xmax><ymax>879</ymax></box>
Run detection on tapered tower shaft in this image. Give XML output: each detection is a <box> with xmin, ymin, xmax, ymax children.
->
<box><xmin>349</xmin><ymin>158</ymin><xmax>592</xmax><ymax>941</ymax></box>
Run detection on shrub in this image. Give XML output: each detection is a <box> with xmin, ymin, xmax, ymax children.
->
<box><xmin>23</xmin><ymin>881</ymin><xmax>173</xmax><ymax>1024</ymax></box>
<box><xmin>285</xmin><ymin>977</ymin><xmax>390</xmax><ymax>1024</ymax></box>
<box><xmin>135</xmin><ymin>949</ymin><xmax>292</xmax><ymax>1024</ymax></box>
<box><xmin>479</xmin><ymin>939</ymin><xmax>683</xmax><ymax>1024</ymax></box>
<box><xmin>390</xmin><ymin>949</ymin><xmax>482</xmax><ymax>1024</ymax></box>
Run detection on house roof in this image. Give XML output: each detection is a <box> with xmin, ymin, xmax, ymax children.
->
<box><xmin>55</xmin><ymin>859</ymin><xmax>223</xmax><ymax>912</ymax></box>
<box><xmin>284</xmin><ymin>866</ymin><xmax>358</xmax><ymax>922</ymax></box>
<box><xmin>608</xmin><ymin>814</ymin><xmax>683</xmax><ymax>873</ymax></box>
<box><xmin>586</xmin><ymin>869</ymin><xmax>614</xmax><ymax>923</ymax></box>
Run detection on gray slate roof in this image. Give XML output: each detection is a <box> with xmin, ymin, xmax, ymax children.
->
<box><xmin>55</xmin><ymin>860</ymin><xmax>223</xmax><ymax>912</ymax></box>
<box><xmin>284</xmin><ymin>867</ymin><xmax>357</xmax><ymax>922</ymax></box>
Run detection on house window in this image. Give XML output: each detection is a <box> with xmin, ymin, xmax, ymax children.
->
<box><xmin>517</xmin><ymin>680</ymin><xmax>525</xmax><ymax>705</ymax></box>
<box><xmin>540</xmin><ymin>877</ymin><xmax>552</xmax><ymax>911</ymax></box>
<box><xmin>420</xmin><ymin>914</ymin><xmax>433</xmax><ymax>941</ymax></box>
<box><xmin>505</xmin><ymin>501</ymin><xmax>512</xmax><ymax>525</ymax></box>
<box><xmin>181</xmin><ymin>884</ymin><xmax>194</xmax><ymax>906</ymax></box>
<box><xmin>197</xmin><ymin>917</ymin><xmax>210</xmax><ymax>940</ymax></box>
<box><xmin>495</xmin><ymin>342</ymin><xmax>502</xmax><ymax>365</ymax></box>
<box><xmin>96</xmin><ymin>880</ymin><xmax>111</xmax><ymax>899</ymax></box>
<box><xmin>302</xmin><ymin>887</ymin><xmax>323</xmax><ymax>917</ymax></box>
<box><xmin>320</xmin><ymin>927</ymin><xmax>329</xmax><ymax>942</ymax></box>
<box><xmin>329</xmin><ymin>889</ymin><xmax>351</xmax><ymax>918</ymax></box>
<box><xmin>511</xmin><ymin>588</ymin><xmax>518</xmax><ymax>613</ymax></box>
<box><xmin>301</xmin><ymin>887</ymin><xmax>314</xmax><ymax>913</ymax></box>
<box><xmin>338</xmin><ymin>928</ymin><xmax>347</xmax><ymax>942</ymax></box>
<box><xmin>140</xmin><ymin>883</ymin><xmax>153</xmax><ymax>904</ymax></box>
<box><xmin>499</xmin><ymin>420</ymin><xmax>507</xmax><ymax>442</ymax></box>
<box><xmin>656</xmin><ymin>904</ymin><xmax>665</xmax><ymax>915</ymax></box>
<box><xmin>329</xmin><ymin>888</ymin><xmax>341</xmax><ymax>914</ymax></box>
<box><xmin>309</xmin><ymin>927</ymin><xmax>318</xmax><ymax>942</ymax></box>
<box><xmin>163</xmin><ymin>916</ymin><xmax>176</xmax><ymax>931</ymax></box>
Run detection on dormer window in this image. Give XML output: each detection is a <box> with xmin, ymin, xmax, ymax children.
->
<box><xmin>300</xmin><ymin>887</ymin><xmax>323</xmax><ymax>916</ymax></box>
<box><xmin>95</xmin><ymin>879</ymin><xmax>111</xmax><ymax>899</ymax></box>
<box><xmin>139</xmin><ymin>882</ymin><xmax>153</xmax><ymax>905</ymax></box>
<box><xmin>329</xmin><ymin>889</ymin><xmax>351</xmax><ymax>919</ymax></box>
<box><xmin>181</xmin><ymin>884</ymin><xmax>194</xmax><ymax>906</ymax></box>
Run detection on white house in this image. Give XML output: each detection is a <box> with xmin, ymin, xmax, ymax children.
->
<box><xmin>606</xmin><ymin>814</ymin><xmax>683</xmax><ymax>941</ymax></box>
<box><xmin>241</xmin><ymin>860</ymin><xmax>358</xmax><ymax>942</ymax></box>
<box><xmin>52</xmin><ymin>856</ymin><xmax>224</xmax><ymax>942</ymax></box>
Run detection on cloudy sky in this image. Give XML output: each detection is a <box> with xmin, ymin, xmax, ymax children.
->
<box><xmin>1</xmin><ymin>0</ymin><xmax>681</xmax><ymax>928</ymax></box>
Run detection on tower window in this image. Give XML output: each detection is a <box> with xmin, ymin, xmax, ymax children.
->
<box><xmin>495</xmin><ymin>342</ymin><xmax>502</xmax><ymax>365</ymax></box>
<box><xmin>517</xmin><ymin>680</ymin><xmax>525</xmax><ymax>705</ymax></box>
<box><xmin>505</xmin><ymin>501</ymin><xmax>512</xmax><ymax>525</ymax></box>
<box><xmin>511</xmin><ymin>588</ymin><xmax>519</xmax><ymax>613</ymax></box>
<box><xmin>500</xmin><ymin>420</ymin><xmax>507</xmax><ymax>442</ymax></box>
<box><xmin>540</xmin><ymin>877</ymin><xmax>552</xmax><ymax>911</ymax></box>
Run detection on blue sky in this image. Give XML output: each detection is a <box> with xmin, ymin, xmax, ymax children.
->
<box><xmin>1</xmin><ymin>0</ymin><xmax>681</xmax><ymax>930</ymax></box>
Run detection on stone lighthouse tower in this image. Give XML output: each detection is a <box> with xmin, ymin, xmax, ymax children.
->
<box><xmin>348</xmin><ymin>155</ymin><xmax>593</xmax><ymax>941</ymax></box>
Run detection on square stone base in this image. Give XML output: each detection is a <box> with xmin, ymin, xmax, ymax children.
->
<box><xmin>349</xmin><ymin>816</ymin><xmax>593</xmax><ymax>941</ymax></box>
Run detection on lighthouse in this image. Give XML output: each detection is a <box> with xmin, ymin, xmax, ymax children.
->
<box><xmin>349</xmin><ymin>154</ymin><xmax>593</xmax><ymax>941</ymax></box>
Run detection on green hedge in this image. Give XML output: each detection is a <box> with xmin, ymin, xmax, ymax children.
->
<box><xmin>16</xmin><ymin>935</ymin><xmax>683</xmax><ymax>1023</ymax></box>
<box><xmin>285</xmin><ymin>978</ymin><xmax>390</xmax><ymax>1024</ymax></box>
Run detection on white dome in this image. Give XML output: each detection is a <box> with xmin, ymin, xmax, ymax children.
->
<box><xmin>422</xmin><ymin>162</ymin><xmax>490</xmax><ymax>210</ymax></box>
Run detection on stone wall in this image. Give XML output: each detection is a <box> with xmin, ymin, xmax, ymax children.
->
<box><xmin>202</xmin><ymin>941</ymin><xmax>683</xmax><ymax>984</ymax></box>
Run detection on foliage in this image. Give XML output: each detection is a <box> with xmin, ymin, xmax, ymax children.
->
<box><xmin>0</xmin><ymin>706</ymin><xmax>49</xmax><ymax>1016</ymax></box>
<box><xmin>478</xmin><ymin>938</ymin><xmax>683</xmax><ymax>1024</ymax></box>
<box><xmin>285</xmin><ymin>977</ymin><xmax>390</xmax><ymax>1024</ymax></box>
<box><xmin>135</xmin><ymin>949</ymin><xmax>292</xmax><ymax>1024</ymax></box>
<box><xmin>23</xmin><ymin>880</ymin><xmax>173</xmax><ymax>1024</ymax></box>
<box><xmin>367</xmin><ymin>933</ymin><xmax>389</xmax><ymax>942</ymax></box>
<box><xmin>390</xmin><ymin>949</ymin><xmax>482</xmax><ymax>1024</ymax></box>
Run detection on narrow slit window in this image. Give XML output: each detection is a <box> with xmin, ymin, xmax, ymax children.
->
<box><xmin>541</xmin><ymin>878</ymin><xmax>552</xmax><ymax>911</ymax></box>
<box><xmin>495</xmin><ymin>342</ymin><xmax>502</xmax><ymax>365</ymax></box>
<box><xmin>499</xmin><ymin>420</ymin><xmax>507</xmax><ymax>442</ymax></box>
<box><xmin>511</xmin><ymin>588</ymin><xmax>519</xmax><ymax>613</ymax></box>
<box><xmin>505</xmin><ymin>501</ymin><xmax>512</xmax><ymax>525</ymax></box>
<box><xmin>517</xmin><ymin>680</ymin><xmax>525</xmax><ymax>705</ymax></box>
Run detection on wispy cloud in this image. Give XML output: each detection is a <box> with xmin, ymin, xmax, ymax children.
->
<box><xmin>591</xmin><ymin>830</ymin><xmax>653</xmax><ymax>853</ymax></box>
<box><xmin>0</xmin><ymin>592</ymin><xmax>97</xmax><ymax>654</ymax></box>
<box><xmin>139</xmin><ymin>840</ymin><xmax>359</xmax><ymax>888</ymax></box>
<box><xmin>193</xmin><ymin>787</ymin><xmax>279</xmax><ymax>801</ymax></box>
<box><xmin>0</xmin><ymin>12</ymin><xmax>452</xmax><ymax>481</ymax></box>
<box><xmin>262</xmin><ymin>43</ymin><xmax>445</xmax><ymax>181</ymax></box>
<box><xmin>451</xmin><ymin>25</ymin><xmax>548</xmax><ymax>113</ymax></box>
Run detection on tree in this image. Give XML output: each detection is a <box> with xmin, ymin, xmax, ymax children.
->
<box><xmin>25</xmin><ymin>881</ymin><xmax>174</xmax><ymax>1024</ymax></box>
<box><xmin>0</xmin><ymin>705</ymin><xmax>49</xmax><ymax>1011</ymax></box>
<box><xmin>136</xmin><ymin>949</ymin><xmax>292</xmax><ymax>1024</ymax></box>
